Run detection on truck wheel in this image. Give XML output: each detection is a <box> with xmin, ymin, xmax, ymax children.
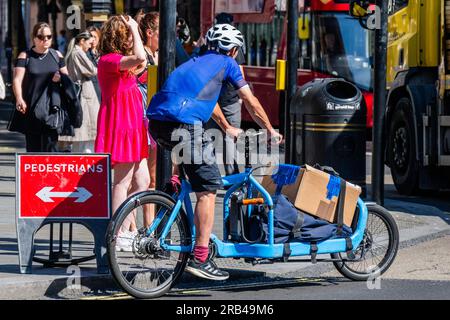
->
<box><xmin>387</xmin><ymin>97</ymin><xmax>419</xmax><ymax>195</ymax></box>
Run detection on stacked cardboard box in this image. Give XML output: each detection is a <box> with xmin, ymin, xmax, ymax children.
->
<box><xmin>261</xmin><ymin>165</ymin><xmax>361</xmax><ymax>227</ymax></box>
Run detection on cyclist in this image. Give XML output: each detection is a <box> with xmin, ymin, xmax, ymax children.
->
<box><xmin>147</xmin><ymin>24</ymin><xmax>282</xmax><ymax>281</ymax></box>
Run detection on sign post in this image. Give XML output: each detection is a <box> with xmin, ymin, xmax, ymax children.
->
<box><xmin>16</xmin><ymin>154</ymin><xmax>111</xmax><ymax>274</ymax></box>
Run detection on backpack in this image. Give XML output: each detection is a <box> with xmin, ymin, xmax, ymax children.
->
<box><xmin>247</xmin><ymin>163</ymin><xmax>357</xmax><ymax>263</ymax></box>
<box><xmin>247</xmin><ymin>194</ymin><xmax>352</xmax><ymax>244</ymax></box>
<box><xmin>247</xmin><ymin>194</ymin><xmax>303</xmax><ymax>244</ymax></box>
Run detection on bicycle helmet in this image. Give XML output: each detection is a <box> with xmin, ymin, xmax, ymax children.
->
<box><xmin>206</xmin><ymin>23</ymin><xmax>244</xmax><ymax>52</ymax></box>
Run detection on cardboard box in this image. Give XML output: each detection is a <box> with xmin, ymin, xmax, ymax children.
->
<box><xmin>261</xmin><ymin>165</ymin><xmax>361</xmax><ymax>227</ymax></box>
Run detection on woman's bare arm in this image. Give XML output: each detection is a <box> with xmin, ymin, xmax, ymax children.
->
<box><xmin>120</xmin><ymin>16</ymin><xmax>146</xmax><ymax>71</ymax></box>
<box><xmin>13</xmin><ymin>52</ymin><xmax>27</xmax><ymax>113</ymax></box>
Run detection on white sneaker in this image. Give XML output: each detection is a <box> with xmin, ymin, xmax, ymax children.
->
<box><xmin>116</xmin><ymin>230</ymin><xmax>138</xmax><ymax>252</ymax></box>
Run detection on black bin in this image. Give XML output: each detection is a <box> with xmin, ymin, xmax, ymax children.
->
<box><xmin>290</xmin><ymin>78</ymin><xmax>366</xmax><ymax>191</ymax></box>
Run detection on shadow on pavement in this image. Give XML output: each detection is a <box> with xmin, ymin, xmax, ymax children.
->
<box><xmin>386</xmin><ymin>202</ymin><xmax>450</xmax><ymax>226</ymax></box>
<box><xmin>44</xmin><ymin>272</ymin><xmax>116</xmax><ymax>300</ymax></box>
<box><xmin>0</xmin><ymin>236</ymin><xmax>96</xmax><ymax>276</ymax></box>
<box><xmin>162</xmin><ymin>276</ymin><xmax>349</xmax><ymax>299</ymax></box>
<box><xmin>0</xmin><ymin>121</ymin><xmax>26</xmax><ymax>151</ymax></box>
<box><xmin>364</xmin><ymin>184</ymin><xmax>450</xmax><ymax>225</ymax></box>
<box><xmin>0</xmin><ymin>193</ymin><xmax>14</xmax><ymax>197</ymax></box>
<box><xmin>0</xmin><ymin>176</ymin><xmax>15</xmax><ymax>181</ymax></box>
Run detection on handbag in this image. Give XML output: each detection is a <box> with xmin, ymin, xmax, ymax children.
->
<box><xmin>46</xmin><ymin>105</ymin><xmax>66</xmax><ymax>132</ymax></box>
<box><xmin>7</xmin><ymin>106</ymin><xmax>27</xmax><ymax>134</ymax></box>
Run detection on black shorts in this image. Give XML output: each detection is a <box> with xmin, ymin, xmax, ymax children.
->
<box><xmin>149</xmin><ymin>120</ymin><xmax>223</xmax><ymax>193</ymax></box>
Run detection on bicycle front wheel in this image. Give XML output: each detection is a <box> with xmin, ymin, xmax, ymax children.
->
<box><xmin>107</xmin><ymin>191</ymin><xmax>191</xmax><ymax>299</ymax></box>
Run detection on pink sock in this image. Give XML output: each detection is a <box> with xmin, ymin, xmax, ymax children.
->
<box><xmin>193</xmin><ymin>245</ymin><xmax>209</xmax><ymax>263</ymax></box>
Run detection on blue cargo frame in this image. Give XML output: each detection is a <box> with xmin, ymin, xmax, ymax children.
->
<box><xmin>144</xmin><ymin>166</ymin><xmax>368</xmax><ymax>260</ymax></box>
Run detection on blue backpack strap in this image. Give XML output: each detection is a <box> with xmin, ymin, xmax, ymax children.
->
<box><xmin>290</xmin><ymin>212</ymin><xmax>304</xmax><ymax>240</ymax></box>
<box><xmin>310</xmin><ymin>241</ymin><xmax>318</xmax><ymax>264</ymax></box>
<box><xmin>346</xmin><ymin>238</ymin><xmax>355</xmax><ymax>260</ymax></box>
<box><xmin>335</xmin><ymin>178</ymin><xmax>346</xmax><ymax>235</ymax></box>
<box><xmin>283</xmin><ymin>242</ymin><xmax>291</xmax><ymax>262</ymax></box>
<box><xmin>335</xmin><ymin>179</ymin><xmax>355</xmax><ymax>259</ymax></box>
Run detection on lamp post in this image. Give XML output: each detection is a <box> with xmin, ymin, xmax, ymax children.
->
<box><xmin>371</xmin><ymin>0</ymin><xmax>388</xmax><ymax>205</ymax></box>
<box><xmin>155</xmin><ymin>0</ymin><xmax>177</xmax><ymax>190</ymax></box>
<box><xmin>348</xmin><ymin>0</ymin><xmax>388</xmax><ymax>205</ymax></box>
<box><xmin>285</xmin><ymin>0</ymin><xmax>299</xmax><ymax>164</ymax></box>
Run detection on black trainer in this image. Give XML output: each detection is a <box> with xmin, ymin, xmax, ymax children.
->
<box><xmin>185</xmin><ymin>258</ymin><xmax>229</xmax><ymax>281</ymax></box>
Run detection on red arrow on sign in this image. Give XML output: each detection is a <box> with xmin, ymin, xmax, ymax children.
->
<box><xmin>36</xmin><ymin>187</ymin><xmax>93</xmax><ymax>203</ymax></box>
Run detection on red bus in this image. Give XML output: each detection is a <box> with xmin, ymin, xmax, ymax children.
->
<box><xmin>200</xmin><ymin>0</ymin><xmax>374</xmax><ymax>128</ymax></box>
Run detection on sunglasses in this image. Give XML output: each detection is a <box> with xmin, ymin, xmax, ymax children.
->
<box><xmin>36</xmin><ymin>34</ymin><xmax>53</xmax><ymax>41</ymax></box>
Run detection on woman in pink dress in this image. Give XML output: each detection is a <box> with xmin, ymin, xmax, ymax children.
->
<box><xmin>96</xmin><ymin>15</ymin><xmax>150</xmax><ymax>250</ymax></box>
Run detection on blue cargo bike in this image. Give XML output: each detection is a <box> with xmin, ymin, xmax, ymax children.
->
<box><xmin>106</xmin><ymin>134</ymin><xmax>399</xmax><ymax>299</ymax></box>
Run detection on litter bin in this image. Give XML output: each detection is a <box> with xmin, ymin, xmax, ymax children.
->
<box><xmin>290</xmin><ymin>78</ymin><xmax>367</xmax><ymax>192</ymax></box>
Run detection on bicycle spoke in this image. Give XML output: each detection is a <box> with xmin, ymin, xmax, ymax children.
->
<box><xmin>370</xmin><ymin>253</ymin><xmax>383</xmax><ymax>267</ymax></box>
<box><xmin>371</xmin><ymin>242</ymin><xmax>389</xmax><ymax>252</ymax></box>
<box><xmin>372</xmin><ymin>219</ymin><xmax>387</xmax><ymax>236</ymax></box>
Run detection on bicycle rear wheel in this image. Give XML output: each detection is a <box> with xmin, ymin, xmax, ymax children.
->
<box><xmin>107</xmin><ymin>191</ymin><xmax>191</xmax><ymax>299</ymax></box>
<box><xmin>331</xmin><ymin>203</ymin><xmax>399</xmax><ymax>281</ymax></box>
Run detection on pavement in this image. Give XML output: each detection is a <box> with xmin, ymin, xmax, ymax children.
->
<box><xmin>0</xmin><ymin>118</ymin><xmax>449</xmax><ymax>300</ymax></box>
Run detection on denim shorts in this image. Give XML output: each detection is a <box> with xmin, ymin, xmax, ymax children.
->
<box><xmin>149</xmin><ymin>120</ymin><xmax>223</xmax><ymax>193</ymax></box>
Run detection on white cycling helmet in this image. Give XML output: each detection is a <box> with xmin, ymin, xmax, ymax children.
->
<box><xmin>206</xmin><ymin>23</ymin><xmax>244</xmax><ymax>52</ymax></box>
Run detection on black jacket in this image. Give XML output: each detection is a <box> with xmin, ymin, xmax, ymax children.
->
<box><xmin>59</xmin><ymin>73</ymin><xmax>83</xmax><ymax>133</ymax></box>
<box><xmin>9</xmin><ymin>74</ymin><xmax>82</xmax><ymax>135</ymax></box>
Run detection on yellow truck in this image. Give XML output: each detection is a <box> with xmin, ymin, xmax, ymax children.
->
<box><xmin>385</xmin><ymin>0</ymin><xmax>450</xmax><ymax>194</ymax></box>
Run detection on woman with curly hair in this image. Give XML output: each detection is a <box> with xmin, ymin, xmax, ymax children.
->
<box><xmin>95</xmin><ymin>15</ymin><xmax>150</xmax><ymax>251</ymax></box>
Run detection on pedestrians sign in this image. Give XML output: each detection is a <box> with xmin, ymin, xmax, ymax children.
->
<box><xmin>18</xmin><ymin>155</ymin><xmax>110</xmax><ymax>219</ymax></box>
<box><xmin>16</xmin><ymin>154</ymin><xmax>111</xmax><ymax>274</ymax></box>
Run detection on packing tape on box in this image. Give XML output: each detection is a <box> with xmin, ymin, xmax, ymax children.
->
<box><xmin>271</xmin><ymin>164</ymin><xmax>300</xmax><ymax>186</ymax></box>
<box><xmin>326</xmin><ymin>175</ymin><xmax>341</xmax><ymax>200</ymax></box>
<box><xmin>271</xmin><ymin>164</ymin><xmax>301</xmax><ymax>197</ymax></box>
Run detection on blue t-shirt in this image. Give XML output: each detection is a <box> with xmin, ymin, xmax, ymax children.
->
<box><xmin>147</xmin><ymin>51</ymin><xmax>248</xmax><ymax>124</ymax></box>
